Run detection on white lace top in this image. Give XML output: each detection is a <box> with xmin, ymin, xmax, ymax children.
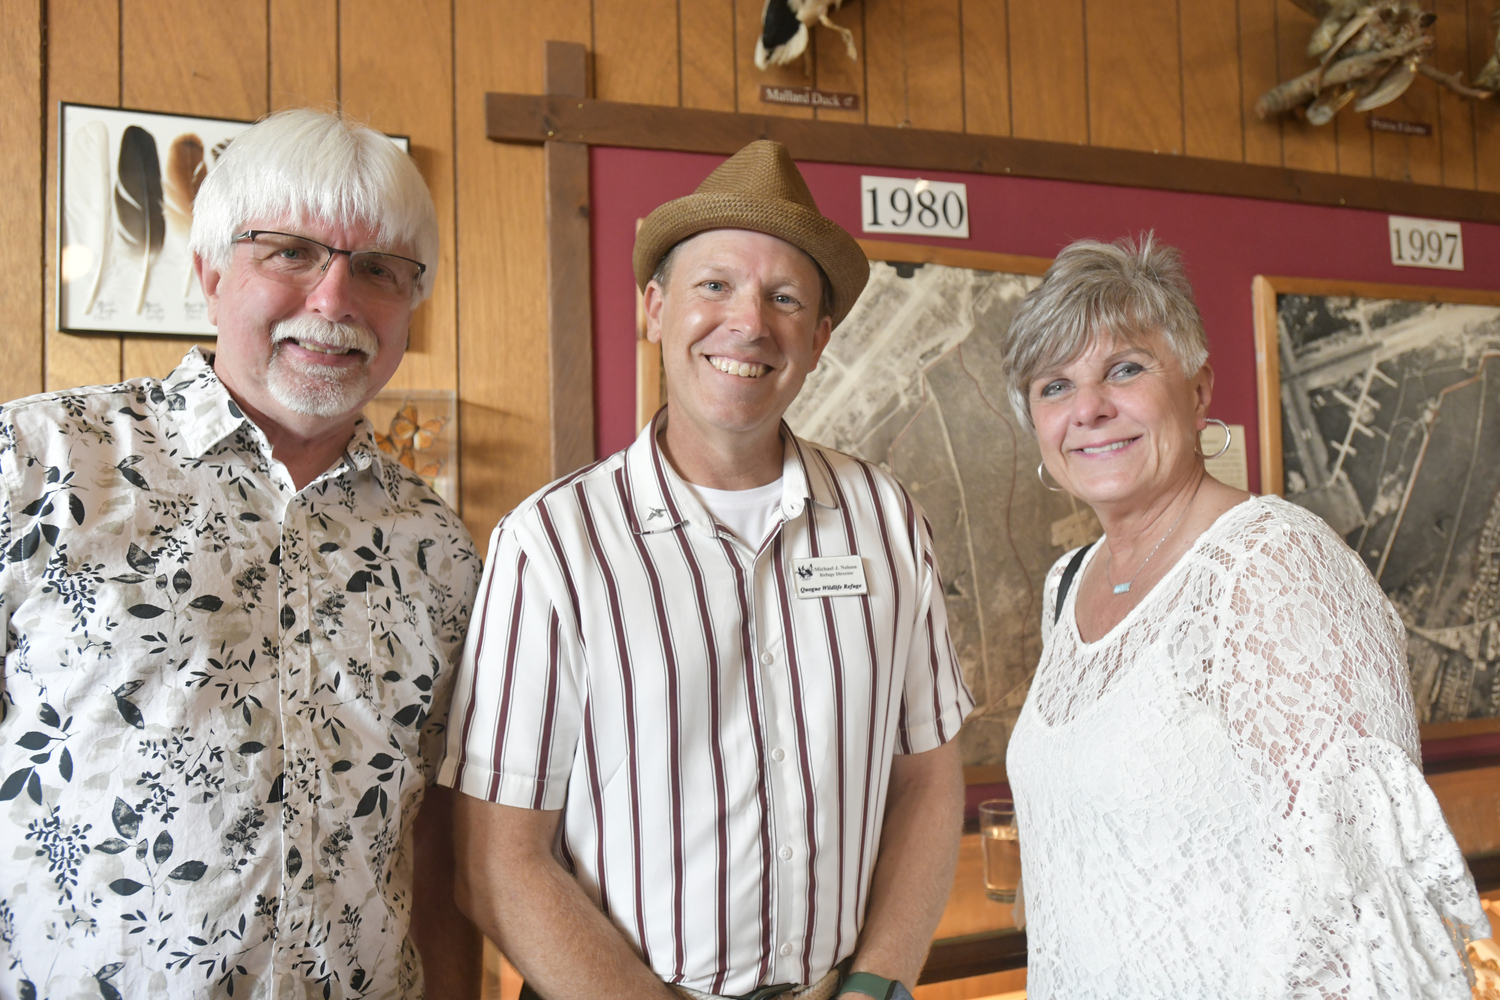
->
<box><xmin>1007</xmin><ymin>496</ymin><xmax>1488</xmax><ymax>999</ymax></box>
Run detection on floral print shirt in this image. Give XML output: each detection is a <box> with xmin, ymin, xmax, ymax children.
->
<box><xmin>0</xmin><ymin>349</ymin><xmax>480</xmax><ymax>1000</ymax></box>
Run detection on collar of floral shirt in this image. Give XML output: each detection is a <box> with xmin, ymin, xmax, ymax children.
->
<box><xmin>627</xmin><ymin>407</ymin><xmax>841</xmax><ymax>537</ymax></box>
<box><xmin>168</xmin><ymin>346</ymin><xmax>393</xmax><ymax>497</ymax></box>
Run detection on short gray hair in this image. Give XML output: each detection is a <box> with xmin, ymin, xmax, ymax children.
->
<box><xmin>651</xmin><ymin>233</ymin><xmax>836</xmax><ymax>323</ymax></box>
<box><xmin>189</xmin><ymin>108</ymin><xmax>439</xmax><ymax>303</ymax></box>
<box><xmin>1002</xmin><ymin>233</ymin><xmax>1208</xmax><ymax>429</ymax></box>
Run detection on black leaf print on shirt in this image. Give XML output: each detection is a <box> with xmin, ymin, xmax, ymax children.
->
<box><xmin>111</xmin><ymin>797</ymin><xmax>141</xmax><ymax>839</ymax></box>
<box><xmin>167</xmin><ymin>860</ymin><xmax>206</xmax><ymax>882</ymax></box>
<box><xmin>113</xmin><ymin>682</ymin><xmax>145</xmax><ymax>729</ymax></box>
<box><xmin>116</xmin><ymin>457</ymin><xmax>149</xmax><ymax>491</ymax></box>
<box><xmin>126</xmin><ymin>543</ymin><xmax>156</xmax><ymax>574</ymax></box>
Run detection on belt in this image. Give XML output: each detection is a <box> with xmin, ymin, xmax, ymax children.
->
<box><xmin>672</xmin><ymin>962</ymin><xmax>845</xmax><ymax>1000</ymax></box>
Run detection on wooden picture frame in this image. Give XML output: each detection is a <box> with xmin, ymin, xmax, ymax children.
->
<box><xmin>1252</xmin><ymin>275</ymin><xmax>1500</xmax><ymax>741</ymax></box>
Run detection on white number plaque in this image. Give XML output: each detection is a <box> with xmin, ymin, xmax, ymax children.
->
<box><xmin>861</xmin><ymin>176</ymin><xmax>969</xmax><ymax>239</ymax></box>
<box><xmin>1388</xmin><ymin>215</ymin><xmax>1463</xmax><ymax>271</ymax></box>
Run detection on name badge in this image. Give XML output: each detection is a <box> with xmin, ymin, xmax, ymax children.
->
<box><xmin>792</xmin><ymin>556</ymin><xmax>868</xmax><ymax>598</ymax></box>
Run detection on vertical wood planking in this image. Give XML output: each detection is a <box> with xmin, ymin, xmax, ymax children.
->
<box><xmin>1008</xmin><ymin>0</ymin><xmax>1088</xmax><ymax>143</ymax></box>
<box><xmin>812</xmin><ymin>0</ymin><xmax>865</xmax><ymax>124</ymax></box>
<box><xmin>45</xmin><ymin>0</ymin><xmax>124</xmax><ymax>392</ymax></box>
<box><xmin>454</xmin><ymin>1</ymin><xmax>592</xmax><ymax>541</ymax></box>
<box><xmin>861</xmin><ymin>0</ymin><xmax>960</xmax><ymax>130</ymax></box>
<box><xmin>961</xmin><ymin>0</ymin><xmax>1011</xmax><ymax>137</ymax></box>
<box><xmin>1180</xmin><ymin>0</ymin><xmax>1244</xmax><ymax>161</ymax></box>
<box><xmin>738</xmin><ymin>0</ymin><xmax>813</xmax><ymax>118</ymax></box>
<box><xmin>862</xmin><ymin>0</ymin><xmax>907</xmax><ymax>127</ymax></box>
<box><xmin>680</xmin><ymin>0</ymin><xmax>737</xmax><ymax>111</ymax></box>
<box><xmin>0</xmin><ymin>0</ymin><xmax>44</xmax><ymax>402</ymax></box>
<box><xmin>1434</xmin><ymin>0</ymin><xmax>1476</xmax><ymax>190</ymax></box>
<box><xmin>342</xmin><ymin>0</ymin><xmax>458</xmax><ymax>394</ymax></box>
<box><xmin>1275</xmin><ymin>0</ymin><xmax>1337</xmax><ymax>172</ymax></box>
<box><xmin>863</xmin><ymin>0</ymin><xmax>963</xmax><ymax>132</ymax></box>
<box><xmin>119</xmin><ymin>0</ymin><xmax>267</xmax><ymax>382</ymax></box>
<box><xmin>1087</xmin><ymin>0</ymin><xmax>1183</xmax><ymax>154</ymax></box>
<box><xmin>1471</xmin><ymin>0</ymin><xmax>1500</xmax><ymax>191</ymax></box>
<box><xmin>1239</xmin><ymin>0</ymin><xmax>1283</xmax><ymax>165</ymax></box>
<box><xmin>1335</xmin><ymin>104</ymin><xmax>1374</xmax><ymax>176</ymax></box>
<box><xmin>594</xmin><ymin>0</ymin><xmax>680</xmax><ymax>105</ymax></box>
<box><xmin>270</xmin><ymin>0</ymin><xmax>339</xmax><ymax>110</ymax></box>
<box><xmin>1372</xmin><ymin>80</ymin><xmax>1444</xmax><ymax>185</ymax></box>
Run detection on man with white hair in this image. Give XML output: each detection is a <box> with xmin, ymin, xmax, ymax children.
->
<box><xmin>0</xmin><ymin>108</ymin><xmax>480</xmax><ymax>998</ymax></box>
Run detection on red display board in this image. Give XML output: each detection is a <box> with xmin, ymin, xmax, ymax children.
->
<box><xmin>590</xmin><ymin>145</ymin><xmax>1500</xmax><ymax>491</ymax></box>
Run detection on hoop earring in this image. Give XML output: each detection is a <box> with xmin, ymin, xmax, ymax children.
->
<box><xmin>1037</xmin><ymin>461</ymin><xmax>1064</xmax><ymax>492</ymax></box>
<box><xmin>1201</xmin><ymin>418</ymin><xmax>1232</xmax><ymax>460</ymax></box>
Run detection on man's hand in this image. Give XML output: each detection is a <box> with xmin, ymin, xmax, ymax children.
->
<box><xmin>452</xmin><ymin>794</ymin><xmax>679</xmax><ymax>1000</ymax></box>
<box><xmin>410</xmin><ymin>785</ymin><xmax>483</xmax><ymax>998</ymax></box>
<box><xmin>841</xmin><ymin>740</ymin><xmax>965</xmax><ymax>990</ymax></box>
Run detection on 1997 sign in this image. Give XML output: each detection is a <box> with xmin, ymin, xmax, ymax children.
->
<box><xmin>860</xmin><ymin>176</ymin><xmax>969</xmax><ymax>239</ymax></box>
<box><xmin>1388</xmin><ymin>215</ymin><xmax>1464</xmax><ymax>271</ymax></box>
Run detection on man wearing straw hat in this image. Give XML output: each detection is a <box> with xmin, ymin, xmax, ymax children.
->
<box><xmin>443</xmin><ymin>140</ymin><xmax>972</xmax><ymax>1000</ymax></box>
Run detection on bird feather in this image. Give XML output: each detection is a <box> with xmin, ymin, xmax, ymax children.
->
<box><xmin>64</xmin><ymin>120</ymin><xmax>113</xmax><ymax>315</ymax></box>
<box><xmin>757</xmin><ymin>0</ymin><xmax>807</xmax><ymax>69</ymax></box>
<box><xmin>163</xmin><ymin>133</ymin><xmax>205</xmax><ymax>297</ymax></box>
<box><xmin>114</xmin><ymin>125</ymin><xmax>165</xmax><ymax>315</ymax></box>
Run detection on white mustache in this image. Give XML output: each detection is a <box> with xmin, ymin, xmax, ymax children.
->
<box><xmin>270</xmin><ymin>316</ymin><xmax>380</xmax><ymax>360</ymax></box>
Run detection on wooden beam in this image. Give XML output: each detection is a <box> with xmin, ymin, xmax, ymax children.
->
<box><xmin>544</xmin><ymin>41</ymin><xmax>596</xmax><ymax>477</ymax></box>
<box><xmin>487</xmin><ymin>92</ymin><xmax>1500</xmax><ymax>225</ymax></box>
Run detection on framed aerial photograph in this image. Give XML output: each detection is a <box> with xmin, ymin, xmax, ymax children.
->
<box><xmin>783</xmin><ymin>241</ymin><xmax>1068</xmax><ymax>768</ymax></box>
<box><xmin>1253</xmin><ymin>276</ymin><xmax>1500</xmax><ymax>734</ymax></box>
<box><xmin>56</xmin><ymin>102</ymin><xmax>410</xmax><ymax>337</ymax></box>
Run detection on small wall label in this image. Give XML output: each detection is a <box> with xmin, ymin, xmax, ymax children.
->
<box><xmin>759</xmin><ymin>86</ymin><xmax>860</xmax><ymax>110</ymax></box>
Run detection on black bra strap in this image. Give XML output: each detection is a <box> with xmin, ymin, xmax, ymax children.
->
<box><xmin>1054</xmin><ymin>541</ymin><xmax>1095</xmax><ymax>626</ymax></box>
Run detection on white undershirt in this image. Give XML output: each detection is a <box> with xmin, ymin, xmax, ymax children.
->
<box><xmin>684</xmin><ymin>478</ymin><xmax>785</xmax><ymax>547</ymax></box>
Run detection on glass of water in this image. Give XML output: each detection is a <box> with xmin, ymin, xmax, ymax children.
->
<box><xmin>979</xmin><ymin>798</ymin><xmax>1020</xmax><ymax>904</ymax></box>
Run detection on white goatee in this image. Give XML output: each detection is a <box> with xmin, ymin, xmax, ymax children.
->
<box><xmin>266</xmin><ymin>315</ymin><xmax>381</xmax><ymax>418</ymax></box>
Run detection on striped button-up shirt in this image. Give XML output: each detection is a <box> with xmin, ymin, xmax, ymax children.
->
<box><xmin>440</xmin><ymin>418</ymin><xmax>972</xmax><ymax>995</ymax></box>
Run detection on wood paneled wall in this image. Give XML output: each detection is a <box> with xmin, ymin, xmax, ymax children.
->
<box><xmin>6</xmin><ymin>0</ymin><xmax>1500</xmax><ymax>541</ymax></box>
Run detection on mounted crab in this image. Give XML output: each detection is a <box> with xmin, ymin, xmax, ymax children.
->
<box><xmin>1256</xmin><ymin>0</ymin><xmax>1498</xmax><ymax>125</ymax></box>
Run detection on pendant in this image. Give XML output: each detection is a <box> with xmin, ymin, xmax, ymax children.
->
<box><xmin>1112</xmin><ymin>582</ymin><xmax>1131</xmax><ymax>595</ymax></box>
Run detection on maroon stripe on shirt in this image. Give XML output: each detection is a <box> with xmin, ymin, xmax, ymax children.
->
<box><xmin>673</xmin><ymin>528</ymin><xmax>734</xmax><ymax>992</ymax></box>
<box><xmin>855</xmin><ymin>459</ymin><xmax>905</xmax><ymax>882</ymax></box>
<box><xmin>579</xmin><ymin>476</ymin><xmax>653</xmax><ymax>967</ymax></box>
<box><xmin>537</xmin><ymin>498</ymin><xmax>584</xmax><ymax>638</ymax></box>
<box><xmin>720</xmin><ymin>534</ymin><xmax>774</xmax><ymax>987</ymax></box>
<box><xmin>801</xmin><ymin>476</ymin><xmax>851</xmax><ymax>963</ymax></box>
<box><xmin>487</xmin><ymin>549</ymin><xmax>531</xmax><ymax>800</ymax></box>
<box><xmin>532</xmin><ymin>609</ymin><xmax>563</xmax><ymax>810</ymax></box>
<box><xmin>770</xmin><ymin>533</ymin><xmax>821</xmax><ymax>984</ymax></box>
<box><xmin>452</xmin><ymin>533</ymin><xmax>507</xmax><ymax>791</ymax></box>
<box><xmin>617</xmin><ymin>468</ymin><xmax>690</xmax><ymax>980</ymax></box>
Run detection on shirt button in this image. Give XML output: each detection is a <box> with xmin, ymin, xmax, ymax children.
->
<box><xmin>778</xmin><ymin>846</ymin><xmax>793</xmax><ymax>860</ymax></box>
<box><xmin>770</xmin><ymin>747</ymin><xmax>786</xmax><ymax>762</ymax></box>
<box><xmin>778</xmin><ymin>943</ymin><xmax>793</xmax><ymax>957</ymax></box>
<box><xmin>760</xmin><ymin>651</ymin><xmax>774</xmax><ymax>665</ymax></box>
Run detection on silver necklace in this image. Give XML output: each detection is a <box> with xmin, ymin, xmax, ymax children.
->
<box><xmin>1104</xmin><ymin>474</ymin><xmax>1203</xmax><ymax>595</ymax></box>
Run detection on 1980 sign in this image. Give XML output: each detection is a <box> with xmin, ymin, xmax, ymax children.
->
<box><xmin>860</xmin><ymin>176</ymin><xmax>969</xmax><ymax>239</ymax></box>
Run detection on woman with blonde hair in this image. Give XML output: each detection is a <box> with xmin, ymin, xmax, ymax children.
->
<box><xmin>1003</xmin><ymin>234</ymin><xmax>1486</xmax><ymax>998</ymax></box>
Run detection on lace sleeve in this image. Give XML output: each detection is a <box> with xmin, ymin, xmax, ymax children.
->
<box><xmin>1214</xmin><ymin>505</ymin><xmax>1487</xmax><ymax>998</ymax></box>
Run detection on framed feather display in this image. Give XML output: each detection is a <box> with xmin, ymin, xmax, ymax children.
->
<box><xmin>56</xmin><ymin>103</ymin><xmax>410</xmax><ymax>337</ymax></box>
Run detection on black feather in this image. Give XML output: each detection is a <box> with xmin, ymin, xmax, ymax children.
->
<box><xmin>761</xmin><ymin>0</ymin><xmax>802</xmax><ymax>49</ymax></box>
<box><xmin>114</xmin><ymin>125</ymin><xmax>165</xmax><ymax>312</ymax></box>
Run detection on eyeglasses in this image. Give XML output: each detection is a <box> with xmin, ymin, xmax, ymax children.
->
<box><xmin>231</xmin><ymin>230</ymin><xmax>426</xmax><ymax>303</ymax></box>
